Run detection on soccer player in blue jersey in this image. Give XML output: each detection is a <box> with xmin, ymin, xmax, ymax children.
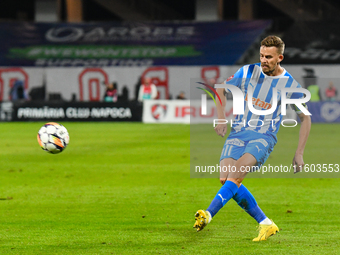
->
<box><xmin>193</xmin><ymin>35</ymin><xmax>311</xmax><ymax>241</ymax></box>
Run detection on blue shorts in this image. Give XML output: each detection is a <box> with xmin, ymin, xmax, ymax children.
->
<box><xmin>220</xmin><ymin>130</ymin><xmax>275</xmax><ymax>168</ymax></box>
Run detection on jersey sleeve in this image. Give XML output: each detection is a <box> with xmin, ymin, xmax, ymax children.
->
<box><xmin>290</xmin><ymin>83</ymin><xmax>308</xmax><ymax>114</ymax></box>
<box><xmin>223</xmin><ymin>67</ymin><xmax>244</xmax><ymax>88</ymax></box>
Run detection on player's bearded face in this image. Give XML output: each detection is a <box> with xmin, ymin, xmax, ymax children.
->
<box><xmin>260</xmin><ymin>46</ymin><xmax>282</xmax><ymax>75</ymax></box>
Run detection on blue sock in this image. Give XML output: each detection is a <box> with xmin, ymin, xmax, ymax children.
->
<box><xmin>206</xmin><ymin>180</ymin><xmax>239</xmax><ymax>218</ymax></box>
<box><xmin>232</xmin><ymin>184</ymin><xmax>266</xmax><ymax>223</ymax></box>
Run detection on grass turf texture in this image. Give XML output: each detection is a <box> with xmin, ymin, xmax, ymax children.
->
<box><xmin>0</xmin><ymin>122</ymin><xmax>339</xmax><ymax>254</ymax></box>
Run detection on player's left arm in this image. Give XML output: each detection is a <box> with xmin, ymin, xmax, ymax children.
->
<box><xmin>293</xmin><ymin>112</ymin><xmax>311</xmax><ymax>173</ymax></box>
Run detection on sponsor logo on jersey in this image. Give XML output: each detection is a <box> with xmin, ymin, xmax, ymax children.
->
<box><xmin>245</xmin><ymin>93</ymin><xmax>272</xmax><ymax>110</ymax></box>
<box><xmin>226</xmin><ymin>75</ymin><xmax>234</xmax><ymax>82</ymax></box>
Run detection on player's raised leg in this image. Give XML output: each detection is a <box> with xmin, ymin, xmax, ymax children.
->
<box><xmin>193</xmin><ymin>179</ymin><xmax>239</xmax><ymax>232</ymax></box>
<box><xmin>193</xmin><ymin>158</ymin><xmax>237</xmax><ymax>232</ymax></box>
<box><xmin>194</xmin><ymin>156</ymin><xmax>253</xmax><ymax>232</ymax></box>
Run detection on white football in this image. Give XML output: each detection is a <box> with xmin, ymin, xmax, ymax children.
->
<box><xmin>37</xmin><ymin>122</ymin><xmax>70</xmax><ymax>154</ymax></box>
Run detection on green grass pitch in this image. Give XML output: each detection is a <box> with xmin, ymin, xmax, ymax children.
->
<box><xmin>0</xmin><ymin>122</ymin><xmax>339</xmax><ymax>254</ymax></box>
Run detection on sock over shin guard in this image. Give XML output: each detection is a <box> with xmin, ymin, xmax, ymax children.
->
<box><xmin>206</xmin><ymin>180</ymin><xmax>239</xmax><ymax>218</ymax></box>
<box><xmin>232</xmin><ymin>184</ymin><xmax>266</xmax><ymax>223</ymax></box>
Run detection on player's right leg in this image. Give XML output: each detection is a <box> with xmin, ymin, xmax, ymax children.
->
<box><xmin>193</xmin><ymin>157</ymin><xmax>236</xmax><ymax>232</ymax></box>
<box><xmin>193</xmin><ymin>138</ymin><xmax>253</xmax><ymax>232</ymax></box>
<box><xmin>193</xmin><ymin>179</ymin><xmax>239</xmax><ymax>232</ymax></box>
<box><xmin>194</xmin><ymin>154</ymin><xmax>257</xmax><ymax>232</ymax></box>
<box><xmin>193</xmin><ymin>153</ymin><xmax>253</xmax><ymax>232</ymax></box>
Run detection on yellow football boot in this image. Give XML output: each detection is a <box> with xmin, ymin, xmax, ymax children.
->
<box><xmin>193</xmin><ymin>210</ymin><xmax>211</xmax><ymax>232</ymax></box>
<box><xmin>253</xmin><ymin>220</ymin><xmax>279</xmax><ymax>241</ymax></box>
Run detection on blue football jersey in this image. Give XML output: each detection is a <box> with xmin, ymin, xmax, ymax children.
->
<box><xmin>224</xmin><ymin>63</ymin><xmax>304</xmax><ymax>142</ymax></box>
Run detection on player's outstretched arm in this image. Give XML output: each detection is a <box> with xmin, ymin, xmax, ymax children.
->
<box><xmin>293</xmin><ymin>113</ymin><xmax>311</xmax><ymax>173</ymax></box>
<box><xmin>214</xmin><ymin>88</ymin><xmax>227</xmax><ymax>137</ymax></box>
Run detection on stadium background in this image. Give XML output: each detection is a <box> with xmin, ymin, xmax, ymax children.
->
<box><xmin>0</xmin><ymin>0</ymin><xmax>339</xmax><ymax>254</ymax></box>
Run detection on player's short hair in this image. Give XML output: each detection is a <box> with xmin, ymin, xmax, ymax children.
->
<box><xmin>261</xmin><ymin>35</ymin><xmax>285</xmax><ymax>55</ymax></box>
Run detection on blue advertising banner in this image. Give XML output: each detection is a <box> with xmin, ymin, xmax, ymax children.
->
<box><xmin>307</xmin><ymin>101</ymin><xmax>340</xmax><ymax>123</ymax></box>
<box><xmin>0</xmin><ymin>21</ymin><xmax>270</xmax><ymax>67</ymax></box>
